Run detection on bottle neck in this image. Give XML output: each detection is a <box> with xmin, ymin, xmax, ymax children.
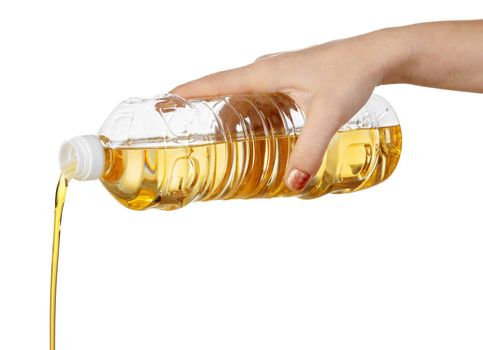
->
<box><xmin>59</xmin><ymin>135</ymin><xmax>106</xmax><ymax>181</ymax></box>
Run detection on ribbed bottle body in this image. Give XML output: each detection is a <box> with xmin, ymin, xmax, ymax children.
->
<box><xmin>98</xmin><ymin>93</ymin><xmax>401</xmax><ymax>210</ymax></box>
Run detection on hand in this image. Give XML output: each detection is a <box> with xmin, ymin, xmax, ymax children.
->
<box><xmin>171</xmin><ymin>21</ymin><xmax>483</xmax><ymax>191</ymax></box>
<box><xmin>171</xmin><ymin>34</ymin><xmax>392</xmax><ymax>190</ymax></box>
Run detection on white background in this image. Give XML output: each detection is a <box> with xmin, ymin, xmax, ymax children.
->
<box><xmin>1</xmin><ymin>1</ymin><xmax>482</xmax><ymax>349</ymax></box>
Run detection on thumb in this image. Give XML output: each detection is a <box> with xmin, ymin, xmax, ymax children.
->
<box><xmin>285</xmin><ymin>104</ymin><xmax>340</xmax><ymax>191</ymax></box>
<box><xmin>170</xmin><ymin>62</ymin><xmax>278</xmax><ymax>98</ymax></box>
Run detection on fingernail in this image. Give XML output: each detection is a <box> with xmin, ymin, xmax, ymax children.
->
<box><xmin>286</xmin><ymin>168</ymin><xmax>310</xmax><ymax>191</ymax></box>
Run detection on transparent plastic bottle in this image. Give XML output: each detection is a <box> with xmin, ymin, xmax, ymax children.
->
<box><xmin>59</xmin><ymin>93</ymin><xmax>402</xmax><ymax>210</ymax></box>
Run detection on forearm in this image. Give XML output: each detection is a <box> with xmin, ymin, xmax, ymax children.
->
<box><xmin>377</xmin><ymin>20</ymin><xmax>483</xmax><ymax>93</ymax></box>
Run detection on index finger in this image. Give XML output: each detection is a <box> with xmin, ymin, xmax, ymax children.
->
<box><xmin>170</xmin><ymin>62</ymin><xmax>279</xmax><ymax>98</ymax></box>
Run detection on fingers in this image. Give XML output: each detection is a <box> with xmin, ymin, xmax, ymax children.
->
<box><xmin>170</xmin><ymin>62</ymin><xmax>278</xmax><ymax>98</ymax></box>
<box><xmin>285</xmin><ymin>102</ymin><xmax>340</xmax><ymax>191</ymax></box>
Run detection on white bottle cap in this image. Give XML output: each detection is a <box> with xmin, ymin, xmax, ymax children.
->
<box><xmin>59</xmin><ymin>135</ymin><xmax>105</xmax><ymax>181</ymax></box>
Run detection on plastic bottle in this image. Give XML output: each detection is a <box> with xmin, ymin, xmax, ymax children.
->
<box><xmin>58</xmin><ymin>93</ymin><xmax>402</xmax><ymax>210</ymax></box>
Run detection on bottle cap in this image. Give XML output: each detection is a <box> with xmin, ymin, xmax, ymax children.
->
<box><xmin>59</xmin><ymin>135</ymin><xmax>105</xmax><ymax>181</ymax></box>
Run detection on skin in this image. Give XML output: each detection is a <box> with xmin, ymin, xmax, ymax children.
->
<box><xmin>171</xmin><ymin>20</ymin><xmax>483</xmax><ymax>191</ymax></box>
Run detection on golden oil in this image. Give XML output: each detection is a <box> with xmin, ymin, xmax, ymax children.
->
<box><xmin>51</xmin><ymin>93</ymin><xmax>402</xmax><ymax>349</ymax></box>
<box><xmin>50</xmin><ymin>174</ymin><xmax>68</xmax><ymax>350</ymax></box>
<box><xmin>100</xmin><ymin>125</ymin><xmax>402</xmax><ymax>211</ymax></box>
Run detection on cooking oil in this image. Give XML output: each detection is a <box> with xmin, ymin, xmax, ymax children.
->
<box><xmin>100</xmin><ymin>126</ymin><xmax>402</xmax><ymax>210</ymax></box>
<box><xmin>51</xmin><ymin>92</ymin><xmax>402</xmax><ymax>349</ymax></box>
<box><xmin>50</xmin><ymin>175</ymin><xmax>68</xmax><ymax>350</ymax></box>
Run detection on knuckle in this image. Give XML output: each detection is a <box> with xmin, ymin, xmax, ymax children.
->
<box><xmin>205</xmin><ymin>72</ymin><xmax>224</xmax><ymax>84</ymax></box>
<box><xmin>292</xmin><ymin>143</ymin><xmax>323</xmax><ymax>166</ymax></box>
<box><xmin>254</xmin><ymin>54</ymin><xmax>271</xmax><ymax>62</ymax></box>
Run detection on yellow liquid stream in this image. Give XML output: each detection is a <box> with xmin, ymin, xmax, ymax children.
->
<box><xmin>50</xmin><ymin>174</ymin><xmax>68</xmax><ymax>350</ymax></box>
<box><xmin>101</xmin><ymin>126</ymin><xmax>402</xmax><ymax>210</ymax></box>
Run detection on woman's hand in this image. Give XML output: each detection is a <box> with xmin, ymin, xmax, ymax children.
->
<box><xmin>171</xmin><ymin>21</ymin><xmax>483</xmax><ymax>190</ymax></box>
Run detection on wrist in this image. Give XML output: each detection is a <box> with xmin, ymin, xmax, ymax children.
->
<box><xmin>368</xmin><ymin>25</ymin><xmax>418</xmax><ymax>86</ymax></box>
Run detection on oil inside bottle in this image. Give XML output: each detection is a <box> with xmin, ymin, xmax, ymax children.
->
<box><xmin>100</xmin><ymin>125</ymin><xmax>402</xmax><ymax>210</ymax></box>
